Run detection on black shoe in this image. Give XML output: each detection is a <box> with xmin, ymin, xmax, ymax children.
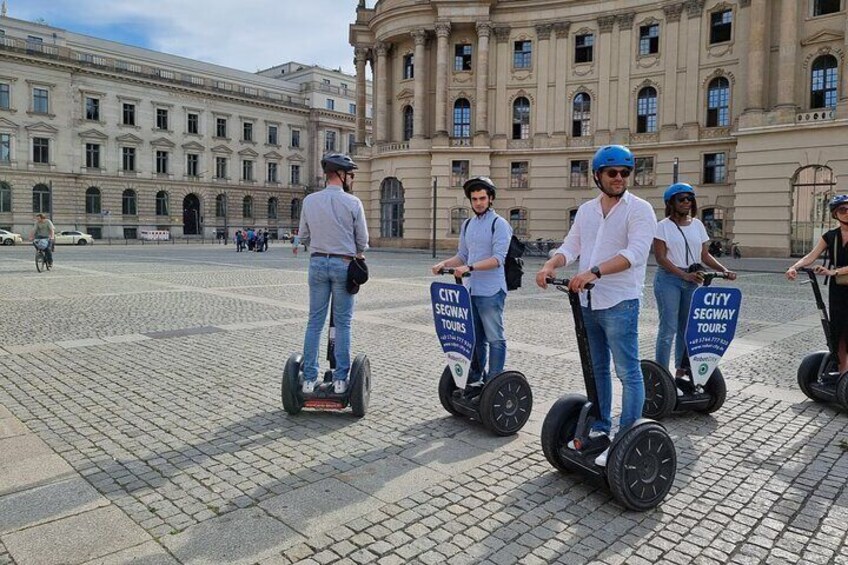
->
<box><xmin>464</xmin><ymin>380</ymin><xmax>484</xmax><ymax>399</ymax></box>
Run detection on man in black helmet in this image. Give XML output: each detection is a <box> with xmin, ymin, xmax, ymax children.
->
<box><xmin>431</xmin><ymin>176</ymin><xmax>512</xmax><ymax>392</ymax></box>
<box><xmin>299</xmin><ymin>153</ymin><xmax>369</xmax><ymax>395</ymax></box>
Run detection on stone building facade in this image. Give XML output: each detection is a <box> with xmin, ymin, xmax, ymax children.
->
<box><xmin>349</xmin><ymin>0</ymin><xmax>848</xmax><ymax>256</ymax></box>
<box><xmin>0</xmin><ymin>15</ymin><xmax>371</xmax><ymax>240</ymax></box>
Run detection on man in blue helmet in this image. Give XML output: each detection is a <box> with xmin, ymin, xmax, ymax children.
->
<box><xmin>536</xmin><ymin>145</ymin><xmax>657</xmax><ymax>466</ymax></box>
<box><xmin>299</xmin><ymin>153</ymin><xmax>369</xmax><ymax>395</ymax></box>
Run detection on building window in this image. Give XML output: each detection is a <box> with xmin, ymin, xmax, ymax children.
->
<box><xmin>639</xmin><ymin>24</ymin><xmax>659</xmax><ymax>55</ymax></box>
<box><xmin>85</xmin><ymin>97</ymin><xmax>100</xmax><ymax>121</ymax></box>
<box><xmin>242</xmin><ymin>160</ymin><xmax>254</xmax><ymax>181</ymax></box>
<box><xmin>326</xmin><ymin>98</ymin><xmax>335</xmax><ymax>111</ymax></box>
<box><xmin>215</xmin><ymin>157</ymin><xmax>227</xmax><ymax>179</ymax></box>
<box><xmin>33</xmin><ymin>87</ymin><xmax>49</xmax><ymax>114</ymax></box>
<box><xmin>710</xmin><ymin>10</ymin><xmax>732</xmax><ymax>44</ymax></box>
<box><xmin>348</xmin><ymin>134</ymin><xmax>355</xmax><ymax>154</ymax></box>
<box><xmin>512</xmin><ymin>97</ymin><xmax>530</xmax><ymax>140</ymax></box>
<box><xmin>33</xmin><ymin>137</ymin><xmax>49</xmax><ymax>164</ymax></box>
<box><xmin>636</xmin><ymin>87</ymin><xmax>658</xmax><ymax>133</ymax></box>
<box><xmin>186</xmin><ymin>154</ymin><xmax>199</xmax><ymax>177</ymax></box>
<box><xmin>156</xmin><ymin>150</ymin><xmax>168</xmax><ymax>174</ymax></box>
<box><xmin>575</xmin><ymin>34</ymin><xmax>594</xmax><ymax>63</ymax></box>
<box><xmin>215</xmin><ymin>194</ymin><xmax>226</xmax><ymax>217</ymax></box>
<box><xmin>267</xmin><ymin>162</ymin><xmax>278</xmax><ymax>183</ymax></box>
<box><xmin>122</xmin><ymin>189</ymin><xmax>137</xmax><ymax>215</ymax></box>
<box><xmin>702</xmin><ymin>207</ymin><xmax>725</xmax><ymax>239</ymax></box>
<box><xmin>513</xmin><ymin>40</ymin><xmax>532</xmax><ymax>69</ymax></box>
<box><xmin>243</xmin><ymin>195</ymin><xmax>253</xmax><ymax>218</ymax></box>
<box><xmin>450</xmin><ymin>207</ymin><xmax>469</xmax><ymax>235</ymax></box>
<box><xmin>403</xmin><ymin>54</ymin><xmax>414</xmax><ymax>80</ymax></box>
<box><xmin>509</xmin><ymin>161</ymin><xmax>529</xmax><ymax>189</ymax></box>
<box><xmin>634</xmin><ymin>157</ymin><xmax>655</xmax><ymax>186</ymax></box>
<box><xmin>85</xmin><ymin>187</ymin><xmax>101</xmax><ymax>214</ymax></box>
<box><xmin>572</xmin><ymin>93</ymin><xmax>591</xmax><ymax>137</ymax></box>
<box><xmin>703</xmin><ymin>152</ymin><xmax>727</xmax><ymax>184</ymax></box>
<box><xmin>453</xmin><ymin>98</ymin><xmax>471</xmax><ymax>139</ymax></box>
<box><xmin>706</xmin><ymin>77</ymin><xmax>731</xmax><ymax>127</ymax></box>
<box><xmin>509</xmin><ymin>208</ymin><xmax>528</xmax><ymax>237</ymax></box>
<box><xmin>122</xmin><ymin>147</ymin><xmax>136</xmax><ymax>171</ymax></box>
<box><xmin>380</xmin><ymin>178</ymin><xmax>405</xmax><ymax>238</ymax></box>
<box><xmin>0</xmin><ymin>182</ymin><xmax>11</xmax><ymax>212</ymax></box>
<box><xmin>325</xmin><ymin>131</ymin><xmax>336</xmax><ymax>152</ymax></box>
<box><xmin>122</xmin><ymin>103</ymin><xmax>136</xmax><ymax>126</ymax></box>
<box><xmin>451</xmin><ymin>160</ymin><xmax>469</xmax><ymax>187</ymax></box>
<box><xmin>291</xmin><ymin>164</ymin><xmax>301</xmax><ymax>185</ymax></box>
<box><xmin>811</xmin><ymin>55</ymin><xmax>839</xmax><ymax>109</ymax></box>
<box><xmin>268</xmin><ymin>125</ymin><xmax>278</xmax><ymax>145</ymax></box>
<box><xmin>216</xmin><ymin>117</ymin><xmax>227</xmax><ymax>138</ymax></box>
<box><xmin>187</xmin><ymin>113</ymin><xmax>199</xmax><ymax>134</ymax></box>
<box><xmin>156</xmin><ymin>108</ymin><xmax>169</xmax><ymax>130</ymax></box>
<box><xmin>349</xmin><ymin>103</ymin><xmax>356</xmax><ymax>115</ymax></box>
<box><xmin>291</xmin><ymin>198</ymin><xmax>302</xmax><ymax>221</ymax></box>
<box><xmin>32</xmin><ymin>184</ymin><xmax>50</xmax><ymax>214</ymax></box>
<box><xmin>455</xmin><ymin>43</ymin><xmax>472</xmax><ymax>71</ymax></box>
<box><xmin>0</xmin><ymin>133</ymin><xmax>10</xmax><ymax>163</ymax></box>
<box><xmin>291</xmin><ymin>129</ymin><xmax>301</xmax><ymax>148</ymax></box>
<box><xmin>156</xmin><ymin>190</ymin><xmax>169</xmax><ymax>216</ymax></box>
<box><xmin>0</xmin><ymin>83</ymin><xmax>9</xmax><ymax>109</ymax></box>
<box><xmin>268</xmin><ymin>197</ymin><xmax>278</xmax><ymax>220</ymax></box>
<box><xmin>813</xmin><ymin>0</ymin><xmax>841</xmax><ymax>16</ymax></box>
<box><xmin>85</xmin><ymin>143</ymin><xmax>100</xmax><ymax>169</ymax></box>
<box><xmin>403</xmin><ymin>106</ymin><xmax>414</xmax><ymax>141</ymax></box>
<box><xmin>570</xmin><ymin>160</ymin><xmax>589</xmax><ymax>187</ymax></box>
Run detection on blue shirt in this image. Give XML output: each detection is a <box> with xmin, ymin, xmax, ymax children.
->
<box><xmin>458</xmin><ymin>209</ymin><xmax>511</xmax><ymax>296</ymax></box>
<box><xmin>299</xmin><ymin>185</ymin><xmax>369</xmax><ymax>256</ymax></box>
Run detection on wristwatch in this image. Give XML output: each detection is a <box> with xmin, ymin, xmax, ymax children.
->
<box><xmin>468</xmin><ymin>265</ymin><xmax>475</xmax><ymax>272</ymax></box>
<box><xmin>591</xmin><ymin>266</ymin><xmax>602</xmax><ymax>279</ymax></box>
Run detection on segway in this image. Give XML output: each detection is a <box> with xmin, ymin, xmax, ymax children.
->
<box><xmin>281</xmin><ymin>299</ymin><xmax>371</xmax><ymax>417</ymax></box>
<box><xmin>795</xmin><ymin>267</ymin><xmax>848</xmax><ymax>410</ymax></box>
<box><xmin>432</xmin><ymin>269</ymin><xmax>532</xmax><ymax>436</ymax></box>
<box><xmin>540</xmin><ymin>278</ymin><xmax>676</xmax><ymax>511</ymax></box>
<box><xmin>641</xmin><ymin>272</ymin><xmax>740</xmax><ymax>419</ymax></box>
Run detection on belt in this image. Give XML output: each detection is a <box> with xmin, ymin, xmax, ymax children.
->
<box><xmin>311</xmin><ymin>252</ymin><xmax>353</xmax><ymax>261</ymax></box>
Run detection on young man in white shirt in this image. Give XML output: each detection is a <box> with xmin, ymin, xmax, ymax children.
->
<box><xmin>536</xmin><ymin>145</ymin><xmax>657</xmax><ymax>466</ymax></box>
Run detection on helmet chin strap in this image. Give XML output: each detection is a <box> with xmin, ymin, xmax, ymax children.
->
<box><xmin>593</xmin><ymin>174</ymin><xmax>626</xmax><ymax>199</ymax></box>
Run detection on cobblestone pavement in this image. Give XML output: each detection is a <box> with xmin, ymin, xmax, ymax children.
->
<box><xmin>0</xmin><ymin>244</ymin><xmax>846</xmax><ymax>565</ymax></box>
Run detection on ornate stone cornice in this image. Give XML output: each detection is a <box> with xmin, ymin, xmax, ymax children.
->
<box><xmin>618</xmin><ymin>12</ymin><xmax>636</xmax><ymax>31</ymax></box>
<box><xmin>435</xmin><ymin>21</ymin><xmax>451</xmax><ymax>38</ymax></box>
<box><xmin>411</xmin><ymin>28</ymin><xmax>427</xmax><ymax>46</ymax></box>
<box><xmin>476</xmin><ymin>21</ymin><xmax>492</xmax><ymax>38</ymax></box>
<box><xmin>554</xmin><ymin>21</ymin><xmax>571</xmax><ymax>39</ymax></box>
<box><xmin>493</xmin><ymin>25</ymin><xmax>511</xmax><ymax>43</ymax></box>
<box><xmin>375</xmin><ymin>42</ymin><xmax>388</xmax><ymax>57</ymax></box>
<box><xmin>535</xmin><ymin>23</ymin><xmax>553</xmax><ymax>40</ymax></box>
<box><xmin>598</xmin><ymin>15</ymin><xmax>617</xmax><ymax>33</ymax></box>
<box><xmin>685</xmin><ymin>0</ymin><xmax>705</xmax><ymax>18</ymax></box>
<box><xmin>663</xmin><ymin>3</ymin><xmax>684</xmax><ymax>22</ymax></box>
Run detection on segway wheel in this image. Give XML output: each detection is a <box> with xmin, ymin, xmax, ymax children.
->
<box><xmin>607</xmin><ymin>421</ymin><xmax>676</xmax><ymax>512</ymax></box>
<box><xmin>438</xmin><ymin>367</ymin><xmax>463</xmax><ymax>417</ymax></box>
<box><xmin>349</xmin><ymin>354</ymin><xmax>371</xmax><ymax>418</ymax></box>
<box><xmin>479</xmin><ymin>371</ymin><xmax>533</xmax><ymax>436</ymax></box>
<box><xmin>281</xmin><ymin>353</ymin><xmax>304</xmax><ymax>415</ymax></box>
<box><xmin>540</xmin><ymin>394</ymin><xmax>588</xmax><ymax>473</ymax></box>
<box><xmin>797</xmin><ymin>351</ymin><xmax>830</xmax><ymax>402</ymax></box>
<box><xmin>836</xmin><ymin>372</ymin><xmax>848</xmax><ymax>412</ymax></box>
<box><xmin>640</xmin><ymin>360</ymin><xmax>677</xmax><ymax>420</ymax></box>
<box><xmin>695</xmin><ymin>367</ymin><xmax>727</xmax><ymax>414</ymax></box>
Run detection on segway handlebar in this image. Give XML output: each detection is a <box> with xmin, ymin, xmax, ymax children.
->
<box><xmin>701</xmin><ymin>272</ymin><xmax>732</xmax><ymax>287</ymax></box>
<box><xmin>545</xmin><ymin>277</ymin><xmax>594</xmax><ymax>291</ymax></box>
<box><xmin>438</xmin><ymin>268</ymin><xmax>471</xmax><ymax>278</ymax></box>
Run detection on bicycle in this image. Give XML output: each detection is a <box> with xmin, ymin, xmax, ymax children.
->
<box><xmin>34</xmin><ymin>239</ymin><xmax>52</xmax><ymax>272</ymax></box>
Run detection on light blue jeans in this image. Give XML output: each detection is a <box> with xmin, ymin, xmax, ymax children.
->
<box><xmin>302</xmin><ymin>256</ymin><xmax>355</xmax><ymax>382</ymax></box>
<box><xmin>654</xmin><ymin>268</ymin><xmax>698</xmax><ymax>371</ymax></box>
<box><xmin>470</xmin><ymin>290</ymin><xmax>507</xmax><ymax>383</ymax></box>
<box><xmin>582</xmin><ymin>299</ymin><xmax>645</xmax><ymax>434</ymax></box>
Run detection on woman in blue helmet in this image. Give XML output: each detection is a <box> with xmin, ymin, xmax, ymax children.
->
<box><xmin>653</xmin><ymin>183</ymin><xmax>736</xmax><ymax>375</ymax></box>
<box><xmin>786</xmin><ymin>194</ymin><xmax>848</xmax><ymax>376</ymax></box>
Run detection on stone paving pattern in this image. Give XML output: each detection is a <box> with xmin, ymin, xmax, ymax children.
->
<box><xmin>0</xmin><ymin>244</ymin><xmax>846</xmax><ymax>564</ymax></box>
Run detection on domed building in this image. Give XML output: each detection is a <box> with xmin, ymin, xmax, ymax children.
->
<box><xmin>349</xmin><ymin>0</ymin><xmax>848</xmax><ymax>257</ymax></box>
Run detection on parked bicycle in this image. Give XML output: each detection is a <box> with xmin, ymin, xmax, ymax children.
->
<box><xmin>34</xmin><ymin>239</ymin><xmax>52</xmax><ymax>272</ymax></box>
<box><xmin>708</xmin><ymin>238</ymin><xmax>742</xmax><ymax>259</ymax></box>
<box><xmin>521</xmin><ymin>238</ymin><xmax>557</xmax><ymax>258</ymax></box>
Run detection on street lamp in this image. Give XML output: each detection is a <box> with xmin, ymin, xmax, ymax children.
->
<box><xmin>673</xmin><ymin>157</ymin><xmax>679</xmax><ymax>184</ymax></box>
<box><xmin>431</xmin><ymin>177</ymin><xmax>438</xmax><ymax>259</ymax></box>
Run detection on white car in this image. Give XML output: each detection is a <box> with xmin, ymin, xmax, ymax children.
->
<box><xmin>55</xmin><ymin>230</ymin><xmax>94</xmax><ymax>246</ymax></box>
<box><xmin>0</xmin><ymin>229</ymin><xmax>23</xmax><ymax>246</ymax></box>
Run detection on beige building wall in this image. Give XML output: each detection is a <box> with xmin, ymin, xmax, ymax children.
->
<box><xmin>350</xmin><ymin>0</ymin><xmax>848</xmax><ymax>257</ymax></box>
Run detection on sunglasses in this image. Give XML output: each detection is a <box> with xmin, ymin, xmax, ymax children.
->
<box><xmin>674</xmin><ymin>195</ymin><xmax>695</xmax><ymax>203</ymax></box>
<box><xmin>836</xmin><ymin>206</ymin><xmax>848</xmax><ymax>215</ymax></box>
<box><xmin>603</xmin><ymin>168</ymin><xmax>631</xmax><ymax>179</ymax></box>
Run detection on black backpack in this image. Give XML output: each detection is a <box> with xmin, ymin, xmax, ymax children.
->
<box><xmin>462</xmin><ymin>216</ymin><xmax>525</xmax><ymax>291</ymax></box>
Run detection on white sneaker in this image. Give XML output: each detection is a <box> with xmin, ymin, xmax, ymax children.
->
<box><xmin>302</xmin><ymin>379</ymin><xmax>317</xmax><ymax>394</ymax></box>
<box><xmin>333</xmin><ymin>379</ymin><xmax>348</xmax><ymax>394</ymax></box>
<box><xmin>594</xmin><ymin>447</ymin><xmax>610</xmax><ymax>467</ymax></box>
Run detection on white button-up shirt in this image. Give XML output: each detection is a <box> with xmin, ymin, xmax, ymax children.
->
<box><xmin>555</xmin><ymin>191</ymin><xmax>657</xmax><ymax>309</ymax></box>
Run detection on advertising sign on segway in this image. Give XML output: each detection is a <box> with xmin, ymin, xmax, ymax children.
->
<box><xmin>685</xmin><ymin>286</ymin><xmax>742</xmax><ymax>387</ymax></box>
<box><xmin>430</xmin><ymin>281</ymin><xmax>475</xmax><ymax>389</ymax></box>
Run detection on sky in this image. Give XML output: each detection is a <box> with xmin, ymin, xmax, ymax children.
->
<box><xmin>11</xmin><ymin>1</ymin><xmax>377</xmax><ymax>75</ymax></box>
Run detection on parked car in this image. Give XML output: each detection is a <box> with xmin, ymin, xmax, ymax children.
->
<box><xmin>0</xmin><ymin>229</ymin><xmax>23</xmax><ymax>246</ymax></box>
<box><xmin>55</xmin><ymin>230</ymin><xmax>94</xmax><ymax>245</ymax></box>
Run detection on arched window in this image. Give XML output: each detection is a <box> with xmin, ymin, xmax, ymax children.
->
<box><xmin>380</xmin><ymin>177</ymin><xmax>404</xmax><ymax>238</ymax></box>
<box><xmin>156</xmin><ymin>191</ymin><xmax>169</xmax><ymax>216</ymax></box>
<box><xmin>290</xmin><ymin>197</ymin><xmax>301</xmax><ymax>221</ymax></box>
<box><xmin>268</xmin><ymin>197</ymin><xmax>278</xmax><ymax>220</ymax></box>
<box><xmin>215</xmin><ymin>194</ymin><xmax>226</xmax><ymax>218</ymax></box>
<box><xmin>402</xmin><ymin>105</ymin><xmax>414</xmax><ymax>141</ymax></box>
<box><xmin>512</xmin><ymin>97</ymin><xmax>530</xmax><ymax>140</ymax></box>
<box><xmin>122</xmin><ymin>189</ymin><xmax>137</xmax><ymax>216</ymax></box>
<box><xmin>85</xmin><ymin>186</ymin><xmax>101</xmax><ymax>214</ymax></box>
<box><xmin>811</xmin><ymin>55</ymin><xmax>839</xmax><ymax>109</ymax></box>
<box><xmin>453</xmin><ymin>99</ymin><xmax>471</xmax><ymax>139</ymax></box>
<box><xmin>32</xmin><ymin>184</ymin><xmax>50</xmax><ymax>214</ymax></box>
<box><xmin>450</xmin><ymin>207</ymin><xmax>469</xmax><ymax>235</ymax></box>
<box><xmin>243</xmin><ymin>195</ymin><xmax>253</xmax><ymax>218</ymax></box>
<box><xmin>0</xmin><ymin>181</ymin><xmax>11</xmax><ymax>213</ymax></box>
<box><xmin>567</xmin><ymin>208</ymin><xmax>579</xmax><ymax>233</ymax></box>
<box><xmin>509</xmin><ymin>208</ymin><xmax>528</xmax><ymax>237</ymax></box>
<box><xmin>791</xmin><ymin>165</ymin><xmax>836</xmax><ymax>256</ymax></box>
<box><xmin>572</xmin><ymin>93</ymin><xmax>591</xmax><ymax>137</ymax></box>
<box><xmin>701</xmin><ymin>206</ymin><xmax>726</xmax><ymax>240</ymax></box>
<box><xmin>637</xmin><ymin>87</ymin><xmax>658</xmax><ymax>133</ymax></box>
<box><xmin>706</xmin><ymin>77</ymin><xmax>730</xmax><ymax>127</ymax></box>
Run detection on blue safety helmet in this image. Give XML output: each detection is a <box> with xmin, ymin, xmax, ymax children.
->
<box><xmin>829</xmin><ymin>194</ymin><xmax>848</xmax><ymax>217</ymax></box>
<box><xmin>591</xmin><ymin>145</ymin><xmax>635</xmax><ymax>174</ymax></box>
<box><xmin>664</xmin><ymin>183</ymin><xmax>696</xmax><ymax>204</ymax></box>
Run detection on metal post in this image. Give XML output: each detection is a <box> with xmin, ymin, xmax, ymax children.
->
<box><xmin>431</xmin><ymin>178</ymin><xmax>437</xmax><ymax>259</ymax></box>
<box><xmin>48</xmin><ymin>180</ymin><xmax>53</xmax><ymax>221</ymax></box>
<box><xmin>673</xmin><ymin>157</ymin><xmax>679</xmax><ymax>184</ymax></box>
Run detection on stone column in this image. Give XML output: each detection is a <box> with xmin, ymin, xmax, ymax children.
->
<box><xmin>434</xmin><ymin>21</ymin><xmax>451</xmax><ymax>139</ymax></box>
<box><xmin>354</xmin><ymin>46</ymin><xmax>368</xmax><ymax>148</ymax></box>
<box><xmin>474</xmin><ymin>21</ymin><xmax>492</xmax><ymax>141</ymax></box>
<box><xmin>534</xmin><ymin>23</ymin><xmax>552</xmax><ymax>142</ymax></box>
<box><xmin>839</xmin><ymin>10</ymin><xmax>848</xmax><ymax>117</ymax></box>
<box><xmin>683</xmin><ymin>0</ymin><xmax>705</xmax><ymax>131</ymax></box>
<box><xmin>411</xmin><ymin>29</ymin><xmax>427</xmax><ymax>139</ymax></box>
<box><xmin>368</xmin><ymin>57</ymin><xmax>376</xmax><ymax>144</ymax></box>
<box><xmin>775</xmin><ymin>0</ymin><xmax>797</xmax><ymax>111</ymax></box>
<box><xmin>662</xmin><ymin>4</ymin><xmax>683</xmax><ymax>132</ymax></box>
<box><xmin>493</xmin><ymin>25</ymin><xmax>511</xmax><ymax>142</ymax></box>
<box><xmin>745</xmin><ymin>0</ymin><xmax>768</xmax><ymax>112</ymax></box>
<box><xmin>615</xmin><ymin>13</ymin><xmax>635</xmax><ymax>139</ymax></box>
<box><xmin>375</xmin><ymin>42</ymin><xmax>389</xmax><ymax>143</ymax></box>
<box><xmin>595</xmin><ymin>15</ymin><xmax>616</xmax><ymax>142</ymax></box>
<box><xmin>553</xmin><ymin>22</ymin><xmax>570</xmax><ymax>137</ymax></box>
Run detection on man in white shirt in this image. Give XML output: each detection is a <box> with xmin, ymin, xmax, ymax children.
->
<box><xmin>536</xmin><ymin>145</ymin><xmax>657</xmax><ymax>467</ymax></box>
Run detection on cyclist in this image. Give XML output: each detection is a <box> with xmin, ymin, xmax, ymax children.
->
<box><xmin>30</xmin><ymin>213</ymin><xmax>55</xmax><ymax>267</ymax></box>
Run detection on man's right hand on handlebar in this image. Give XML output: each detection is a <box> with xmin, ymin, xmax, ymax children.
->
<box><xmin>535</xmin><ymin>266</ymin><xmax>557</xmax><ymax>289</ymax></box>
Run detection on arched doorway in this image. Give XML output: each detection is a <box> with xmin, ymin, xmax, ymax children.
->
<box><xmin>380</xmin><ymin>178</ymin><xmax>404</xmax><ymax>238</ymax></box>
<box><xmin>183</xmin><ymin>193</ymin><xmax>202</xmax><ymax>235</ymax></box>
<box><xmin>791</xmin><ymin>166</ymin><xmax>836</xmax><ymax>256</ymax></box>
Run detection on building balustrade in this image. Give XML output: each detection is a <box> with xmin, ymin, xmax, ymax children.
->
<box><xmin>796</xmin><ymin>109</ymin><xmax>835</xmax><ymax>123</ymax></box>
<box><xmin>450</xmin><ymin>137</ymin><xmax>471</xmax><ymax>147</ymax></box>
<box><xmin>377</xmin><ymin>141</ymin><xmax>409</xmax><ymax>153</ymax></box>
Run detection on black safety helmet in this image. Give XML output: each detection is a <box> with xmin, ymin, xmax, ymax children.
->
<box><xmin>321</xmin><ymin>153</ymin><xmax>359</xmax><ymax>174</ymax></box>
<box><xmin>463</xmin><ymin>176</ymin><xmax>497</xmax><ymax>200</ymax></box>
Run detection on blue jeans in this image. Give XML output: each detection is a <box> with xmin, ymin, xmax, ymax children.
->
<box><xmin>654</xmin><ymin>268</ymin><xmax>698</xmax><ymax>371</ymax></box>
<box><xmin>582</xmin><ymin>299</ymin><xmax>644</xmax><ymax>434</ymax></box>
<box><xmin>470</xmin><ymin>290</ymin><xmax>507</xmax><ymax>383</ymax></box>
<box><xmin>302</xmin><ymin>257</ymin><xmax>355</xmax><ymax>382</ymax></box>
